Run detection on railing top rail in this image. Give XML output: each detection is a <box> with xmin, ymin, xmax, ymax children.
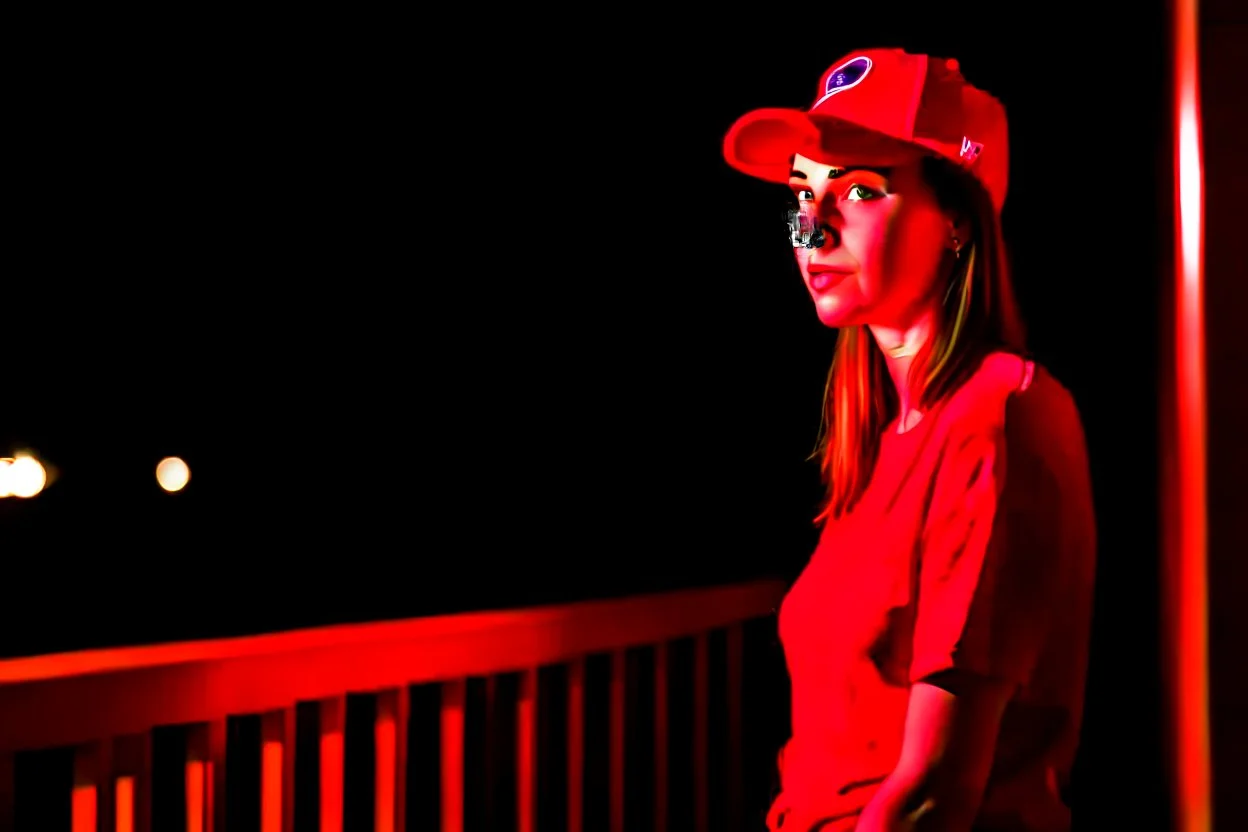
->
<box><xmin>0</xmin><ymin>578</ymin><xmax>786</xmax><ymax>752</ymax></box>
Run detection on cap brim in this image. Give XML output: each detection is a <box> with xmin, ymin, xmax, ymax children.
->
<box><xmin>723</xmin><ymin>107</ymin><xmax>925</xmax><ymax>183</ymax></box>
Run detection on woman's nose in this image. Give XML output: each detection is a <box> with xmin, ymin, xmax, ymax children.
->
<box><xmin>817</xmin><ymin>222</ymin><xmax>841</xmax><ymax>249</ymax></box>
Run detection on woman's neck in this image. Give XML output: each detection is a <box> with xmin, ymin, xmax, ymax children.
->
<box><xmin>869</xmin><ymin>306</ymin><xmax>939</xmax><ymax>433</ymax></box>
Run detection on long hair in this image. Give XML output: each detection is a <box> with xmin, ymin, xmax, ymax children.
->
<box><xmin>813</xmin><ymin>156</ymin><xmax>1027</xmax><ymax>523</ymax></box>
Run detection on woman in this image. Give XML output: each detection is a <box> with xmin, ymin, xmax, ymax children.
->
<box><xmin>722</xmin><ymin>49</ymin><xmax>1097</xmax><ymax>831</ymax></box>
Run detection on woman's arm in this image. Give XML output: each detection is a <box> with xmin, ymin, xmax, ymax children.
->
<box><xmin>855</xmin><ymin>672</ymin><xmax>1012</xmax><ymax>831</ymax></box>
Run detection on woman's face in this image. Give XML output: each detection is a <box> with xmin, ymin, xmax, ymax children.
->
<box><xmin>788</xmin><ymin>152</ymin><xmax>956</xmax><ymax>330</ymax></box>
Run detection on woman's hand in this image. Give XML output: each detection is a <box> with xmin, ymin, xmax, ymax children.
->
<box><xmin>767</xmin><ymin>803</ymin><xmax>863</xmax><ymax>832</ymax></box>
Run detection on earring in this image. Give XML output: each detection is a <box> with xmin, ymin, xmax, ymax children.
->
<box><xmin>951</xmin><ymin>236</ymin><xmax>962</xmax><ymax>259</ymax></box>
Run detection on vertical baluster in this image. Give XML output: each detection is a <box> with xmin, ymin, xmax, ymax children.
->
<box><xmin>185</xmin><ymin>732</ymin><xmax>205</xmax><ymax>832</ymax></box>
<box><xmin>261</xmin><ymin>712</ymin><xmax>281</xmax><ymax>832</ymax></box>
<box><xmin>114</xmin><ymin>733</ymin><xmax>152</xmax><ymax>832</ymax></box>
<box><xmin>516</xmin><ymin>668</ymin><xmax>537</xmax><ymax>832</ymax></box>
<box><xmin>319</xmin><ymin>696</ymin><xmax>346</xmax><ymax>832</ymax></box>
<box><xmin>114</xmin><ymin>774</ymin><xmax>133</xmax><ymax>832</ymax></box>
<box><xmin>654</xmin><ymin>641</ymin><xmax>669</xmax><ymax>832</ymax></box>
<box><xmin>566</xmin><ymin>657</ymin><xmax>585</xmax><ymax>832</ymax></box>
<box><xmin>440</xmin><ymin>679</ymin><xmax>466</xmax><ymax>832</ymax></box>
<box><xmin>725</xmin><ymin>622</ymin><xmax>744</xmax><ymax>832</ymax></box>
<box><xmin>693</xmin><ymin>631</ymin><xmax>709</xmax><ymax>832</ymax></box>
<box><xmin>375</xmin><ymin>688</ymin><xmax>409</xmax><ymax>832</ymax></box>
<box><xmin>186</xmin><ymin>718</ymin><xmax>227</xmax><ymax>832</ymax></box>
<box><xmin>72</xmin><ymin>741</ymin><xmax>110</xmax><ymax>832</ymax></box>
<box><xmin>260</xmin><ymin>709</ymin><xmax>295</xmax><ymax>832</ymax></box>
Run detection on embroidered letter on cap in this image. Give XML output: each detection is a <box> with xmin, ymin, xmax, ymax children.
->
<box><xmin>959</xmin><ymin>136</ymin><xmax>984</xmax><ymax>165</ymax></box>
<box><xmin>813</xmin><ymin>56</ymin><xmax>872</xmax><ymax>107</ymax></box>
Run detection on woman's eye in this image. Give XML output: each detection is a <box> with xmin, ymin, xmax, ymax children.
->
<box><xmin>844</xmin><ymin>183</ymin><xmax>881</xmax><ymax>201</ymax></box>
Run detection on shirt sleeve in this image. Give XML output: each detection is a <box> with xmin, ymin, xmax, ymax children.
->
<box><xmin>908</xmin><ymin>416</ymin><xmax>1063</xmax><ymax>688</ymax></box>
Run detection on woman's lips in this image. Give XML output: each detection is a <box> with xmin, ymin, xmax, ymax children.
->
<box><xmin>809</xmin><ymin>267</ymin><xmax>853</xmax><ymax>292</ymax></box>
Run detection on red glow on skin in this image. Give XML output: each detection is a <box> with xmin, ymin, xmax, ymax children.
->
<box><xmin>787</xmin><ymin>153</ymin><xmax>961</xmax><ymax>335</ymax></box>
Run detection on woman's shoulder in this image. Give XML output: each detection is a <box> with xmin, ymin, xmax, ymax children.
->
<box><xmin>937</xmin><ymin>351</ymin><xmax>1086</xmax><ymax>452</ymax></box>
<box><xmin>927</xmin><ymin>352</ymin><xmax>1093</xmax><ymax>515</ymax></box>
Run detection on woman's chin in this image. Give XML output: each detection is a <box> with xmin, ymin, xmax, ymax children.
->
<box><xmin>813</xmin><ymin>297</ymin><xmax>860</xmax><ymax>329</ymax></box>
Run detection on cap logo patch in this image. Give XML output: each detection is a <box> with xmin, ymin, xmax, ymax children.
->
<box><xmin>959</xmin><ymin>136</ymin><xmax>984</xmax><ymax>165</ymax></box>
<box><xmin>812</xmin><ymin>56</ymin><xmax>872</xmax><ymax>108</ymax></box>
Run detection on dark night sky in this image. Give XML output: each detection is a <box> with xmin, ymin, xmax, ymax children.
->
<box><xmin>0</xmin><ymin>10</ymin><xmax>1178</xmax><ymax>825</ymax></box>
<box><xmin>3</xmin><ymin>9</ymin><xmax>1167</xmax><ymax>665</ymax></box>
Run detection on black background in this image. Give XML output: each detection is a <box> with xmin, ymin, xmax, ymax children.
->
<box><xmin>2</xmin><ymin>6</ymin><xmax>1171</xmax><ymax>826</ymax></box>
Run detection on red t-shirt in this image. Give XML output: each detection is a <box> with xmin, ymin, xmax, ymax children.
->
<box><xmin>771</xmin><ymin>353</ymin><xmax>1097</xmax><ymax>831</ymax></box>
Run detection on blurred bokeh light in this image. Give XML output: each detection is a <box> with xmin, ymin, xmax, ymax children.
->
<box><xmin>0</xmin><ymin>454</ymin><xmax>47</xmax><ymax>498</ymax></box>
<box><xmin>156</xmin><ymin>456</ymin><xmax>191</xmax><ymax>493</ymax></box>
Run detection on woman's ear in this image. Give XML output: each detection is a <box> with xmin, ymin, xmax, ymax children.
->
<box><xmin>949</xmin><ymin>213</ymin><xmax>973</xmax><ymax>253</ymax></box>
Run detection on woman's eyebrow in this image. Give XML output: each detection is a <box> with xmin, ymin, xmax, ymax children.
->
<box><xmin>827</xmin><ymin>166</ymin><xmax>892</xmax><ymax>179</ymax></box>
<box><xmin>787</xmin><ymin>166</ymin><xmax>893</xmax><ymax>181</ymax></box>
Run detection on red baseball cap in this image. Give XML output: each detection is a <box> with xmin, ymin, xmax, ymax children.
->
<box><xmin>722</xmin><ymin>48</ymin><xmax>1010</xmax><ymax>212</ymax></box>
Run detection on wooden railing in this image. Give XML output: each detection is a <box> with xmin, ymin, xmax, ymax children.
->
<box><xmin>0</xmin><ymin>578</ymin><xmax>789</xmax><ymax>832</ymax></box>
